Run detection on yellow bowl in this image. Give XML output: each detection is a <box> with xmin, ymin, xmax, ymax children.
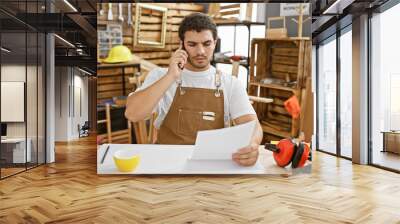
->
<box><xmin>113</xmin><ymin>150</ymin><xmax>140</xmax><ymax>172</ymax></box>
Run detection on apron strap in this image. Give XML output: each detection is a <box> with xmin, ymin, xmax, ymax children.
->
<box><xmin>176</xmin><ymin>69</ymin><xmax>222</xmax><ymax>97</ymax></box>
<box><xmin>176</xmin><ymin>78</ymin><xmax>185</xmax><ymax>95</ymax></box>
<box><xmin>214</xmin><ymin>69</ymin><xmax>222</xmax><ymax>97</ymax></box>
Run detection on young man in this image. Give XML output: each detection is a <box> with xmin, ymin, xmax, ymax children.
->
<box><xmin>125</xmin><ymin>13</ymin><xmax>263</xmax><ymax>166</ymax></box>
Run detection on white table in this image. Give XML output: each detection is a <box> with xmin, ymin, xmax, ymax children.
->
<box><xmin>1</xmin><ymin>138</ymin><xmax>32</xmax><ymax>163</ymax></box>
<box><xmin>97</xmin><ymin>144</ymin><xmax>310</xmax><ymax>175</ymax></box>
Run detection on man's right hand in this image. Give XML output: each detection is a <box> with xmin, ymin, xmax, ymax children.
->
<box><xmin>167</xmin><ymin>42</ymin><xmax>188</xmax><ymax>80</ymax></box>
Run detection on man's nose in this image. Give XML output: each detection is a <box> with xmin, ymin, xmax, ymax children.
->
<box><xmin>196</xmin><ymin>45</ymin><xmax>205</xmax><ymax>55</ymax></box>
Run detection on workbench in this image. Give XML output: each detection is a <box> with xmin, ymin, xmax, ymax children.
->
<box><xmin>97</xmin><ymin>144</ymin><xmax>311</xmax><ymax>175</ymax></box>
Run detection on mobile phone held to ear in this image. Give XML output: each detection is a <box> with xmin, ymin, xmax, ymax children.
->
<box><xmin>178</xmin><ymin>41</ymin><xmax>186</xmax><ymax>70</ymax></box>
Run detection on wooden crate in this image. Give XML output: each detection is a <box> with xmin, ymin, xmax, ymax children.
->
<box><xmin>248</xmin><ymin>38</ymin><xmax>312</xmax><ymax>142</ymax></box>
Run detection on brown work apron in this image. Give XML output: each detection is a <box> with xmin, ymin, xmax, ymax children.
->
<box><xmin>157</xmin><ymin>70</ymin><xmax>225</xmax><ymax>145</ymax></box>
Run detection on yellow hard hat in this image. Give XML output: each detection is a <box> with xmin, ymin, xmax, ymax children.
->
<box><xmin>103</xmin><ymin>45</ymin><xmax>133</xmax><ymax>63</ymax></box>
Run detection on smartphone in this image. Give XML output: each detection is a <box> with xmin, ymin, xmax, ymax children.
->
<box><xmin>179</xmin><ymin>41</ymin><xmax>186</xmax><ymax>70</ymax></box>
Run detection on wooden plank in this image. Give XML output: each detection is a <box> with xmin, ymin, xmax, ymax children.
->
<box><xmin>131</xmin><ymin>24</ymin><xmax>180</xmax><ymax>32</ymax></box>
<box><xmin>270</xmin><ymin>40</ymin><xmax>298</xmax><ymax>48</ymax></box>
<box><xmin>98</xmin><ymin>129</ymin><xmax>131</xmax><ymax>144</ymax></box>
<box><xmin>124</xmin><ymin>31</ymin><xmax>179</xmax><ymax>45</ymax></box>
<box><xmin>124</xmin><ymin>36</ymin><xmax>179</xmax><ymax>45</ymax></box>
<box><xmin>296</xmin><ymin>41</ymin><xmax>305</xmax><ymax>88</ymax></box>
<box><xmin>98</xmin><ymin>90</ymin><xmax>123</xmax><ymax>99</ymax></box>
<box><xmin>135</xmin><ymin>31</ymin><xmax>178</xmax><ymax>40</ymax></box>
<box><xmin>135</xmin><ymin>51</ymin><xmax>172</xmax><ymax>59</ymax></box>
<box><xmin>105</xmin><ymin>104</ymin><xmax>112</xmax><ymax>143</ymax></box>
<box><xmin>271</xmin><ymin>55</ymin><xmax>298</xmax><ymax>66</ymax></box>
<box><xmin>220</xmin><ymin>3</ymin><xmax>241</xmax><ymax>10</ymax></box>
<box><xmin>269</xmin><ymin>89</ymin><xmax>293</xmax><ymax>99</ymax></box>
<box><xmin>149</xmin><ymin>3</ymin><xmax>204</xmax><ymax>11</ymax></box>
<box><xmin>97</xmin><ymin>76</ymin><xmax>123</xmax><ymax>85</ymax></box>
<box><xmin>271</xmin><ymin>71</ymin><xmax>298</xmax><ymax>81</ymax></box>
<box><xmin>261</xmin><ymin>120</ymin><xmax>291</xmax><ymax>132</ymax></box>
<box><xmin>255</xmin><ymin>40</ymin><xmax>268</xmax><ymax>82</ymax></box>
<box><xmin>97</xmin><ymin>68</ymin><xmax>123</xmax><ymax>76</ymax></box>
<box><xmin>147</xmin><ymin>58</ymin><xmax>170</xmax><ymax>66</ymax></box>
<box><xmin>97</xmin><ymin>67</ymin><xmax>140</xmax><ymax>76</ymax></box>
<box><xmin>137</xmin><ymin>8</ymin><xmax>197</xmax><ymax>18</ymax></box>
<box><xmin>135</xmin><ymin>16</ymin><xmax>183</xmax><ymax>25</ymax></box>
<box><xmin>299</xmin><ymin>77</ymin><xmax>313</xmax><ymax>142</ymax></box>
<box><xmin>269</xmin><ymin>104</ymin><xmax>289</xmax><ymax>116</ymax></box>
<box><xmin>272</xmin><ymin>48</ymin><xmax>299</xmax><ymax>57</ymax></box>
<box><xmin>130</xmin><ymin>43</ymin><xmax>179</xmax><ymax>52</ymax></box>
<box><xmin>99</xmin><ymin>13</ymin><xmax>182</xmax><ymax>24</ymax></box>
<box><xmin>267</xmin><ymin>111</ymin><xmax>292</xmax><ymax>124</ymax></box>
<box><xmin>97</xmin><ymin>83</ymin><xmax>124</xmax><ymax>92</ymax></box>
<box><xmin>261</xmin><ymin>124</ymin><xmax>291</xmax><ymax>138</ymax></box>
<box><xmin>249</xmin><ymin>39</ymin><xmax>257</xmax><ymax>85</ymax></box>
<box><xmin>271</xmin><ymin>63</ymin><xmax>298</xmax><ymax>74</ymax></box>
<box><xmin>220</xmin><ymin>9</ymin><xmax>241</xmax><ymax>16</ymax></box>
<box><xmin>249</xmin><ymin>82</ymin><xmax>296</xmax><ymax>93</ymax></box>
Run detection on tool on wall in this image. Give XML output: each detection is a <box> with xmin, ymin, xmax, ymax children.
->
<box><xmin>99</xmin><ymin>1</ymin><xmax>104</xmax><ymax>16</ymax></box>
<box><xmin>118</xmin><ymin>3</ymin><xmax>124</xmax><ymax>22</ymax></box>
<box><xmin>264</xmin><ymin>136</ymin><xmax>311</xmax><ymax>168</ymax></box>
<box><xmin>107</xmin><ymin>3</ymin><xmax>113</xmax><ymax>21</ymax></box>
<box><xmin>127</xmin><ymin>3</ymin><xmax>133</xmax><ymax>26</ymax></box>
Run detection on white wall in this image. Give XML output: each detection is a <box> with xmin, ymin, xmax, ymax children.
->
<box><xmin>54</xmin><ymin>66</ymin><xmax>69</xmax><ymax>141</ymax></box>
<box><xmin>1</xmin><ymin>64</ymin><xmax>46</xmax><ymax>164</ymax></box>
<box><xmin>1</xmin><ymin>65</ymin><xmax>34</xmax><ymax>138</ymax></box>
<box><xmin>54</xmin><ymin>67</ymin><xmax>89</xmax><ymax>141</ymax></box>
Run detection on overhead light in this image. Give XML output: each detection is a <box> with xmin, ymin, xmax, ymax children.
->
<box><xmin>54</xmin><ymin>34</ymin><xmax>75</xmax><ymax>48</ymax></box>
<box><xmin>1</xmin><ymin>47</ymin><xmax>11</xmax><ymax>53</ymax></box>
<box><xmin>78</xmin><ymin>67</ymin><xmax>93</xmax><ymax>76</ymax></box>
<box><xmin>63</xmin><ymin>0</ymin><xmax>78</xmax><ymax>12</ymax></box>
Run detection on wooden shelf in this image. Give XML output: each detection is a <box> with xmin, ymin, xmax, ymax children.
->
<box><xmin>249</xmin><ymin>82</ymin><xmax>297</xmax><ymax>93</ymax></box>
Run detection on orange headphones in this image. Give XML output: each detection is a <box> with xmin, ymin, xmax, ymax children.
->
<box><xmin>265</xmin><ymin>138</ymin><xmax>311</xmax><ymax>168</ymax></box>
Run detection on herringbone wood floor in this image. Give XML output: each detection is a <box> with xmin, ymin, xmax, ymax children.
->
<box><xmin>1</xmin><ymin>136</ymin><xmax>399</xmax><ymax>224</ymax></box>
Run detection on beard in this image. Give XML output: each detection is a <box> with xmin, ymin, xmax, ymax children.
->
<box><xmin>187</xmin><ymin>55</ymin><xmax>210</xmax><ymax>69</ymax></box>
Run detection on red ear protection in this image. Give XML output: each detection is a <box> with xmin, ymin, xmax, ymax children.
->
<box><xmin>265</xmin><ymin>139</ymin><xmax>311</xmax><ymax>168</ymax></box>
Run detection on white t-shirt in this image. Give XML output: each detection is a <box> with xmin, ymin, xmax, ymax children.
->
<box><xmin>135</xmin><ymin>66</ymin><xmax>256</xmax><ymax>129</ymax></box>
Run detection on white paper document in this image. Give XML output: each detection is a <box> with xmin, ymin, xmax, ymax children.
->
<box><xmin>191</xmin><ymin>120</ymin><xmax>257</xmax><ymax>160</ymax></box>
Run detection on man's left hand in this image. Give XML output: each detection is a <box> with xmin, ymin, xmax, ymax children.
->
<box><xmin>232</xmin><ymin>143</ymin><xmax>259</xmax><ymax>166</ymax></box>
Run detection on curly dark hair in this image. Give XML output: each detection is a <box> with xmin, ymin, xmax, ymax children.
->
<box><xmin>178</xmin><ymin>13</ymin><xmax>218</xmax><ymax>41</ymax></box>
